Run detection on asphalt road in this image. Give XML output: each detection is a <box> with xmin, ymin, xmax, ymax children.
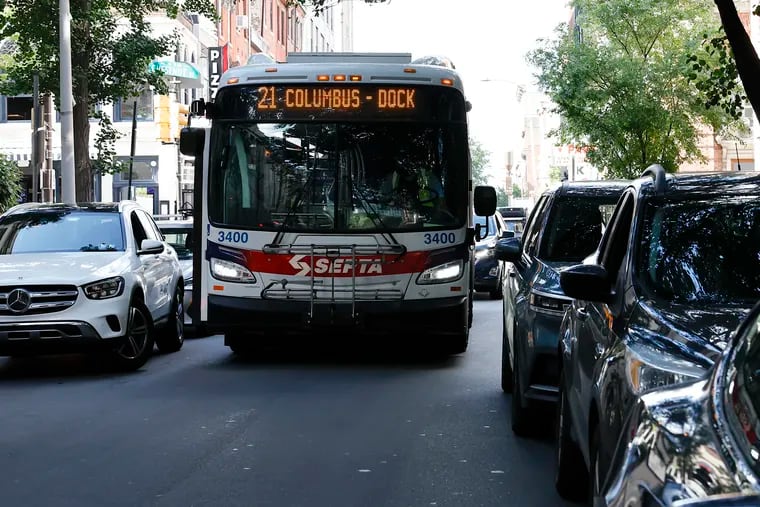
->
<box><xmin>0</xmin><ymin>295</ymin><xmax>578</xmax><ymax>507</ymax></box>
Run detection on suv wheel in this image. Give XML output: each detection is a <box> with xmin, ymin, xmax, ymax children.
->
<box><xmin>511</xmin><ymin>339</ymin><xmax>535</xmax><ymax>436</ymax></box>
<box><xmin>500</xmin><ymin>321</ymin><xmax>513</xmax><ymax>393</ymax></box>
<box><xmin>155</xmin><ymin>287</ymin><xmax>185</xmax><ymax>353</ymax></box>
<box><xmin>110</xmin><ymin>299</ymin><xmax>154</xmax><ymax>371</ymax></box>
<box><xmin>555</xmin><ymin>371</ymin><xmax>588</xmax><ymax>500</ymax></box>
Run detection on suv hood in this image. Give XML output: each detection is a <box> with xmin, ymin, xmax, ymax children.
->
<box><xmin>0</xmin><ymin>252</ymin><xmax>131</xmax><ymax>285</ymax></box>
<box><xmin>630</xmin><ymin>299</ymin><xmax>752</xmax><ymax>365</ymax></box>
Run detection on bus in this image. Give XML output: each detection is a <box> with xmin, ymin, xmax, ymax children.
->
<box><xmin>179</xmin><ymin>52</ymin><xmax>496</xmax><ymax>355</ymax></box>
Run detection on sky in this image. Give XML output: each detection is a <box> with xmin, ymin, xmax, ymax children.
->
<box><xmin>352</xmin><ymin>0</ymin><xmax>570</xmax><ymax>186</ymax></box>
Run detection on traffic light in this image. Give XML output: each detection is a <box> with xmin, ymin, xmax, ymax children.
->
<box><xmin>175</xmin><ymin>103</ymin><xmax>190</xmax><ymax>141</ymax></box>
<box><xmin>157</xmin><ymin>95</ymin><xmax>172</xmax><ymax>144</ymax></box>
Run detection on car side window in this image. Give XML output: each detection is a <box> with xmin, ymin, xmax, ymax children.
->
<box><xmin>130</xmin><ymin>211</ymin><xmax>149</xmax><ymax>248</ymax></box>
<box><xmin>136</xmin><ymin>210</ymin><xmax>161</xmax><ymax>241</ymax></box>
<box><xmin>522</xmin><ymin>195</ymin><xmax>550</xmax><ymax>259</ymax></box>
<box><xmin>598</xmin><ymin>192</ymin><xmax>635</xmax><ymax>281</ymax></box>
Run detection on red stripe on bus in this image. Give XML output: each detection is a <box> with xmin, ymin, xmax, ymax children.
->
<box><xmin>241</xmin><ymin>250</ymin><xmax>431</xmax><ymax>277</ymax></box>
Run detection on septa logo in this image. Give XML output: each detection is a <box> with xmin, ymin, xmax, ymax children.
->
<box><xmin>288</xmin><ymin>255</ymin><xmax>383</xmax><ymax>276</ymax></box>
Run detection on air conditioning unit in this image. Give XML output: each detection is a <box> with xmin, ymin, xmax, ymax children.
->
<box><xmin>236</xmin><ymin>15</ymin><xmax>247</xmax><ymax>29</ymax></box>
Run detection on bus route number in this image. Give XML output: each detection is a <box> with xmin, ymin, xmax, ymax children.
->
<box><xmin>217</xmin><ymin>231</ymin><xmax>249</xmax><ymax>244</ymax></box>
<box><xmin>424</xmin><ymin>232</ymin><xmax>456</xmax><ymax>245</ymax></box>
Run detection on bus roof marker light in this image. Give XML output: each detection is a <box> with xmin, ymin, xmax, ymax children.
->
<box><xmin>350</xmin><ymin>75</ymin><xmax>362</xmax><ymax>81</ymax></box>
<box><xmin>227</xmin><ymin>77</ymin><xmax>240</xmax><ymax>85</ymax></box>
<box><xmin>333</xmin><ymin>74</ymin><xmax>346</xmax><ymax>81</ymax></box>
<box><xmin>264</xmin><ymin>67</ymin><xmax>278</xmax><ymax>73</ymax></box>
<box><xmin>317</xmin><ymin>75</ymin><xmax>330</xmax><ymax>81</ymax></box>
<box><xmin>403</xmin><ymin>68</ymin><xmax>417</xmax><ymax>74</ymax></box>
<box><xmin>441</xmin><ymin>78</ymin><xmax>454</xmax><ymax>86</ymax></box>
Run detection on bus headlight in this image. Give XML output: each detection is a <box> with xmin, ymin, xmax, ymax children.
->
<box><xmin>210</xmin><ymin>258</ymin><xmax>257</xmax><ymax>283</ymax></box>
<box><xmin>416</xmin><ymin>260</ymin><xmax>463</xmax><ymax>284</ymax></box>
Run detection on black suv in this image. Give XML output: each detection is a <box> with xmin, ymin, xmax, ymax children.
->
<box><xmin>554</xmin><ymin>166</ymin><xmax>760</xmax><ymax>502</ymax></box>
<box><xmin>495</xmin><ymin>180</ymin><xmax>626</xmax><ymax>435</ymax></box>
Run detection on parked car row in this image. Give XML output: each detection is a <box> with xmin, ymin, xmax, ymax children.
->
<box><xmin>494</xmin><ymin>166</ymin><xmax>760</xmax><ymax>506</ymax></box>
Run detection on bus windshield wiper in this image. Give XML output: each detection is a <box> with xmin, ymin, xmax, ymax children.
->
<box><xmin>351</xmin><ymin>182</ymin><xmax>403</xmax><ymax>249</ymax></box>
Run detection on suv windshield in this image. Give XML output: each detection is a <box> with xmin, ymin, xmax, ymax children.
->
<box><xmin>539</xmin><ymin>194</ymin><xmax>619</xmax><ymax>262</ymax></box>
<box><xmin>639</xmin><ymin>197</ymin><xmax>760</xmax><ymax>303</ymax></box>
<box><xmin>0</xmin><ymin>210</ymin><xmax>125</xmax><ymax>253</ymax></box>
<box><xmin>208</xmin><ymin>122</ymin><xmax>467</xmax><ymax>232</ymax></box>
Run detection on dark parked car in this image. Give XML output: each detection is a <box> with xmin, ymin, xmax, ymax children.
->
<box><xmin>495</xmin><ymin>180</ymin><xmax>626</xmax><ymax>435</ymax></box>
<box><xmin>554</xmin><ymin>166</ymin><xmax>760</xmax><ymax>502</ymax></box>
<box><xmin>602</xmin><ymin>300</ymin><xmax>760</xmax><ymax>507</ymax></box>
<box><xmin>473</xmin><ymin>212</ymin><xmax>512</xmax><ymax>299</ymax></box>
<box><xmin>497</xmin><ymin>206</ymin><xmax>527</xmax><ymax>238</ymax></box>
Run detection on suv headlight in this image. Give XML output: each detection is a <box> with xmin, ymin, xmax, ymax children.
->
<box><xmin>625</xmin><ymin>343</ymin><xmax>707</xmax><ymax>395</ymax></box>
<box><xmin>529</xmin><ymin>292</ymin><xmax>570</xmax><ymax>315</ymax></box>
<box><xmin>83</xmin><ymin>276</ymin><xmax>124</xmax><ymax>300</ymax></box>
<box><xmin>416</xmin><ymin>260</ymin><xmax>463</xmax><ymax>284</ymax></box>
<box><xmin>210</xmin><ymin>258</ymin><xmax>256</xmax><ymax>283</ymax></box>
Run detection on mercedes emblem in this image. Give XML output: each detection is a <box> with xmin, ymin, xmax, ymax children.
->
<box><xmin>7</xmin><ymin>288</ymin><xmax>32</xmax><ymax>314</ymax></box>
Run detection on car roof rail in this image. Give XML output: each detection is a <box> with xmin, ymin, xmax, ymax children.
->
<box><xmin>641</xmin><ymin>163</ymin><xmax>667</xmax><ymax>195</ymax></box>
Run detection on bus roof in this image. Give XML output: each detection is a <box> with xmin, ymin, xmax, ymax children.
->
<box><xmin>217</xmin><ymin>52</ymin><xmax>465</xmax><ymax>93</ymax></box>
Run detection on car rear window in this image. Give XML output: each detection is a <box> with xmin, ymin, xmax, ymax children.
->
<box><xmin>539</xmin><ymin>194</ymin><xmax>620</xmax><ymax>262</ymax></box>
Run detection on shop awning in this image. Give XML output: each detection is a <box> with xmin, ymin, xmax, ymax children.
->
<box><xmin>149</xmin><ymin>60</ymin><xmax>202</xmax><ymax>88</ymax></box>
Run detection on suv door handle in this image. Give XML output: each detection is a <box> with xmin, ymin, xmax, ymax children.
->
<box><xmin>575</xmin><ymin>307</ymin><xmax>589</xmax><ymax>320</ymax></box>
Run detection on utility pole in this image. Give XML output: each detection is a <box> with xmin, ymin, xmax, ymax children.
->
<box><xmin>59</xmin><ymin>0</ymin><xmax>76</xmax><ymax>203</ymax></box>
<box><xmin>42</xmin><ymin>94</ymin><xmax>55</xmax><ymax>202</ymax></box>
<box><xmin>31</xmin><ymin>73</ymin><xmax>41</xmax><ymax>202</ymax></box>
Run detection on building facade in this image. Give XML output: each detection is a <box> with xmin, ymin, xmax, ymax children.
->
<box><xmin>0</xmin><ymin>0</ymin><xmax>350</xmax><ymax>211</ymax></box>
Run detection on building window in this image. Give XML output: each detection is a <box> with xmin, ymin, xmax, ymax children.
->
<box><xmin>116</xmin><ymin>90</ymin><xmax>154</xmax><ymax>122</ymax></box>
<box><xmin>6</xmin><ymin>96</ymin><xmax>33</xmax><ymax>121</ymax></box>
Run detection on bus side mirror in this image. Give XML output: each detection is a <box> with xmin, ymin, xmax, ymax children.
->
<box><xmin>190</xmin><ymin>99</ymin><xmax>206</xmax><ymax>116</ymax></box>
<box><xmin>474</xmin><ymin>185</ymin><xmax>497</xmax><ymax>216</ymax></box>
<box><xmin>179</xmin><ymin>127</ymin><xmax>205</xmax><ymax>157</ymax></box>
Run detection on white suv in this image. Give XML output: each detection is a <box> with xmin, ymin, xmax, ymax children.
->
<box><xmin>0</xmin><ymin>201</ymin><xmax>186</xmax><ymax>370</ymax></box>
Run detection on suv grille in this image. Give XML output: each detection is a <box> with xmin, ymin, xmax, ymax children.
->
<box><xmin>0</xmin><ymin>285</ymin><xmax>79</xmax><ymax>315</ymax></box>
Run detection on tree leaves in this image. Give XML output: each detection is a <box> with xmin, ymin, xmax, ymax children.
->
<box><xmin>528</xmin><ymin>0</ymin><xmax>744</xmax><ymax>179</ymax></box>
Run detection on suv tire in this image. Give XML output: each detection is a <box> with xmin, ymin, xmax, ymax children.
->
<box><xmin>555</xmin><ymin>371</ymin><xmax>588</xmax><ymax>500</ymax></box>
<box><xmin>155</xmin><ymin>287</ymin><xmax>185</xmax><ymax>353</ymax></box>
<box><xmin>109</xmin><ymin>298</ymin><xmax>154</xmax><ymax>371</ymax></box>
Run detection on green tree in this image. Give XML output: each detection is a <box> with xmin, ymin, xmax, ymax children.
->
<box><xmin>0</xmin><ymin>155</ymin><xmax>23</xmax><ymax>211</ymax></box>
<box><xmin>0</xmin><ymin>0</ymin><xmax>216</xmax><ymax>202</ymax></box>
<box><xmin>512</xmin><ymin>184</ymin><xmax>522</xmax><ymax>198</ymax></box>
<box><xmin>529</xmin><ymin>0</ymin><xmax>745</xmax><ymax>179</ymax></box>
<box><xmin>495</xmin><ymin>186</ymin><xmax>509</xmax><ymax>206</ymax></box>
<box><xmin>470</xmin><ymin>137</ymin><xmax>490</xmax><ymax>186</ymax></box>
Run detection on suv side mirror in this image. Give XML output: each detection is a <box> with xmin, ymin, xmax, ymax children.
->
<box><xmin>500</xmin><ymin>230</ymin><xmax>515</xmax><ymax>239</ymax></box>
<box><xmin>139</xmin><ymin>239</ymin><xmax>165</xmax><ymax>255</ymax></box>
<box><xmin>474</xmin><ymin>185</ymin><xmax>497</xmax><ymax>216</ymax></box>
<box><xmin>494</xmin><ymin>237</ymin><xmax>521</xmax><ymax>263</ymax></box>
<box><xmin>559</xmin><ymin>264</ymin><xmax>611</xmax><ymax>302</ymax></box>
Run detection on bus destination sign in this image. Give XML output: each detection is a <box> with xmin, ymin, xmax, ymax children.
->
<box><xmin>214</xmin><ymin>84</ymin><xmax>467</xmax><ymax>122</ymax></box>
<box><xmin>257</xmin><ymin>86</ymin><xmax>417</xmax><ymax>112</ymax></box>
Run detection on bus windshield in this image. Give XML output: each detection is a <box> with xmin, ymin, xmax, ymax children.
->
<box><xmin>208</xmin><ymin>122</ymin><xmax>468</xmax><ymax>232</ymax></box>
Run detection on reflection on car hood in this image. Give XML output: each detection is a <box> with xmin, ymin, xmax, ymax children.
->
<box><xmin>605</xmin><ymin>379</ymin><xmax>745</xmax><ymax>506</ymax></box>
<box><xmin>0</xmin><ymin>252</ymin><xmax>132</xmax><ymax>285</ymax></box>
<box><xmin>631</xmin><ymin>300</ymin><xmax>752</xmax><ymax>364</ymax></box>
<box><xmin>530</xmin><ymin>259</ymin><xmax>577</xmax><ymax>295</ymax></box>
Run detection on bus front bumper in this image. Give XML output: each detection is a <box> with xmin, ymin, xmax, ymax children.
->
<box><xmin>207</xmin><ymin>294</ymin><xmax>468</xmax><ymax>336</ymax></box>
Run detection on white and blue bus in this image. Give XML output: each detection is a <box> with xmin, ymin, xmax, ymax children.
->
<box><xmin>180</xmin><ymin>52</ymin><xmax>496</xmax><ymax>354</ymax></box>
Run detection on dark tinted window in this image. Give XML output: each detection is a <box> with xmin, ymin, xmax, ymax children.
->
<box><xmin>0</xmin><ymin>210</ymin><xmax>125</xmax><ymax>253</ymax></box>
<box><xmin>640</xmin><ymin>198</ymin><xmax>760</xmax><ymax>303</ymax></box>
<box><xmin>539</xmin><ymin>195</ymin><xmax>620</xmax><ymax>262</ymax></box>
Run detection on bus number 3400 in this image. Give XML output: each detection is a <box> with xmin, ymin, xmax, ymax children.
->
<box><xmin>217</xmin><ymin>231</ymin><xmax>250</xmax><ymax>243</ymax></box>
<box><xmin>423</xmin><ymin>232</ymin><xmax>456</xmax><ymax>245</ymax></box>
